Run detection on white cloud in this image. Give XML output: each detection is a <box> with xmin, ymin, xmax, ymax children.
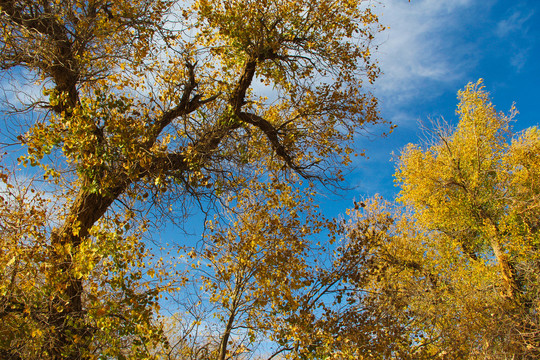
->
<box><xmin>510</xmin><ymin>47</ymin><xmax>530</xmax><ymax>72</ymax></box>
<box><xmin>371</xmin><ymin>0</ymin><xmax>490</xmax><ymax>116</ymax></box>
<box><xmin>496</xmin><ymin>9</ymin><xmax>534</xmax><ymax>38</ymax></box>
<box><xmin>495</xmin><ymin>8</ymin><xmax>534</xmax><ymax>72</ymax></box>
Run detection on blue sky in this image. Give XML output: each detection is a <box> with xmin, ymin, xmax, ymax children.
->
<box><xmin>343</xmin><ymin>0</ymin><xmax>539</xmax><ymax>203</ymax></box>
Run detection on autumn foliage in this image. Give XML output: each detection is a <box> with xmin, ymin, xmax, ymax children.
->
<box><xmin>0</xmin><ymin>0</ymin><xmax>383</xmax><ymax>359</ymax></box>
<box><xmin>1</xmin><ymin>0</ymin><xmax>538</xmax><ymax>359</ymax></box>
<box><xmin>346</xmin><ymin>80</ymin><xmax>540</xmax><ymax>359</ymax></box>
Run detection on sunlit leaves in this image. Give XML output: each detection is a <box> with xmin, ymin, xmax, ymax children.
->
<box><xmin>0</xmin><ymin>0</ymin><xmax>387</xmax><ymax>358</ymax></box>
<box><xmin>358</xmin><ymin>80</ymin><xmax>540</xmax><ymax>358</ymax></box>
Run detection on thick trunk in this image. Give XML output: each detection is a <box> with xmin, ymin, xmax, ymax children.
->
<box><xmin>46</xmin><ymin>182</ymin><xmax>126</xmax><ymax>359</ymax></box>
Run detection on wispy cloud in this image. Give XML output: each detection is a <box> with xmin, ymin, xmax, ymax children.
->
<box><xmin>371</xmin><ymin>0</ymin><xmax>491</xmax><ymax>122</ymax></box>
<box><xmin>496</xmin><ymin>9</ymin><xmax>534</xmax><ymax>38</ymax></box>
<box><xmin>495</xmin><ymin>8</ymin><xmax>535</xmax><ymax>72</ymax></box>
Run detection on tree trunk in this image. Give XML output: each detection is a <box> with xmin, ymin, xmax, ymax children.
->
<box><xmin>46</xmin><ymin>183</ymin><xmax>126</xmax><ymax>359</ymax></box>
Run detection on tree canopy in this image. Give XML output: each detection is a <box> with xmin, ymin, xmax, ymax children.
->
<box><xmin>344</xmin><ymin>80</ymin><xmax>540</xmax><ymax>359</ymax></box>
<box><xmin>0</xmin><ymin>0</ymin><xmax>385</xmax><ymax>358</ymax></box>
